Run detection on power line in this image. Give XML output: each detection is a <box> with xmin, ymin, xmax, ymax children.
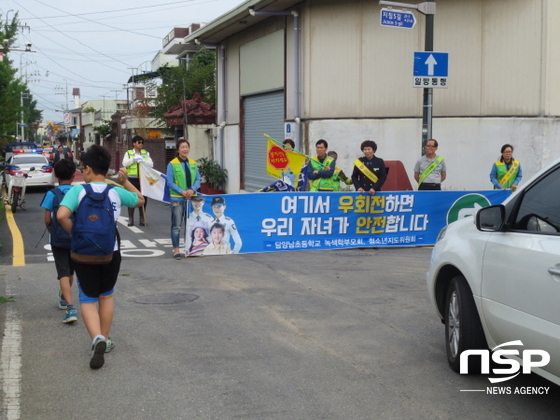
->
<box><xmin>24</xmin><ymin>0</ymin><xmax>218</xmax><ymax>20</ymax></box>
<box><xmin>12</xmin><ymin>0</ymin><xmax>139</xmax><ymax>68</ymax></box>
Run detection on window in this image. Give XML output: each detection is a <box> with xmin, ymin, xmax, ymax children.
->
<box><xmin>513</xmin><ymin>167</ymin><xmax>560</xmax><ymax>233</ymax></box>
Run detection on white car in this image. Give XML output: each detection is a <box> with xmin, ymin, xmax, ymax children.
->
<box><xmin>4</xmin><ymin>153</ymin><xmax>55</xmax><ymax>188</ymax></box>
<box><xmin>427</xmin><ymin>157</ymin><xmax>560</xmax><ymax>386</ymax></box>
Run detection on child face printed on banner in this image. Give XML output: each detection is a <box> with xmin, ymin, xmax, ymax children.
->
<box><xmin>211</xmin><ymin>225</ymin><xmax>225</xmax><ymax>245</ymax></box>
<box><xmin>193</xmin><ymin>227</ymin><xmax>208</xmax><ymax>243</ymax></box>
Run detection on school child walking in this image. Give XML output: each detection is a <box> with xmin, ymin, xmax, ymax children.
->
<box><xmin>57</xmin><ymin>145</ymin><xmax>144</xmax><ymax>369</ymax></box>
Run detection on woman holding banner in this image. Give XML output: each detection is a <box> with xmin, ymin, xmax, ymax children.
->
<box><xmin>490</xmin><ymin>144</ymin><xmax>522</xmax><ymax>191</ymax></box>
<box><xmin>166</xmin><ymin>139</ymin><xmax>201</xmax><ymax>259</ymax></box>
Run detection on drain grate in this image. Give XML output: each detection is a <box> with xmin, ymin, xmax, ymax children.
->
<box><xmin>130</xmin><ymin>293</ymin><xmax>199</xmax><ymax>305</ymax></box>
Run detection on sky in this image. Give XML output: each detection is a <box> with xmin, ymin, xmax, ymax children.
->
<box><xmin>1</xmin><ymin>0</ymin><xmax>245</xmax><ymax>123</ymax></box>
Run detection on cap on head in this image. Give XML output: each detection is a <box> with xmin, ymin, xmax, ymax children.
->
<box><xmin>191</xmin><ymin>195</ymin><xmax>205</xmax><ymax>201</ymax></box>
<box><xmin>211</xmin><ymin>196</ymin><xmax>225</xmax><ymax>206</ymax></box>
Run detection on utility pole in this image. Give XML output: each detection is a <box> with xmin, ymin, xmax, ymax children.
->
<box><xmin>20</xmin><ymin>92</ymin><xmax>25</xmax><ymax>140</ymax></box>
<box><xmin>55</xmin><ymin>80</ymin><xmax>69</xmax><ymax>145</ymax></box>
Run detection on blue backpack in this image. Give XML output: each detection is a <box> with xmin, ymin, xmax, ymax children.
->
<box><xmin>70</xmin><ymin>184</ymin><xmax>117</xmax><ymax>264</ymax></box>
<box><xmin>50</xmin><ymin>187</ymin><xmax>72</xmax><ymax>249</ymax></box>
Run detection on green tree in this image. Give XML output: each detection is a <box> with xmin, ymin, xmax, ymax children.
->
<box><xmin>148</xmin><ymin>48</ymin><xmax>216</xmax><ymax>127</ymax></box>
<box><xmin>0</xmin><ymin>12</ymin><xmax>43</xmax><ymax>145</ymax></box>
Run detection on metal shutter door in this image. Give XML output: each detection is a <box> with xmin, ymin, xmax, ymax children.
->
<box><xmin>243</xmin><ymin>91</ymin><xmax>284</xmax><ymax>191</ymax></box>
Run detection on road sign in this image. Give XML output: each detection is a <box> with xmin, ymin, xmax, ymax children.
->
<box><xmin>380</xmin><ymin>8</ymin><xmax>416</xmax><ymax>28</ymax></box>
<box><xmin>18</xmin><ymin>124</ymin><xmax>27</xmax><ymax>128</ymax></box>
<box><xmin>413</xmin><ymin>52</ymin><xmax>449</xmax><ymax>88</ymax></box>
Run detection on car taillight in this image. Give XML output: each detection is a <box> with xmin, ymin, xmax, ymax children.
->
<box><xmin>41</xmin><ymin>166</ymin><xmax>54</xmax><ymax>173</ymax></box>
<box><xmin>7</xmin><ymin>167</ymin><xmax>20</xmax><ymax>175</ymax></box>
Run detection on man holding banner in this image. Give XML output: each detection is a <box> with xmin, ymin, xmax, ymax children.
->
<box><xmin>351</xmin><ymin>140</ymin><xmax>387</xmax><ymax>194</ymax></box>
<box><xmin>414</xmin><ymin>139</ymin><xmax>447</xmax><ymax>190</ymax></box>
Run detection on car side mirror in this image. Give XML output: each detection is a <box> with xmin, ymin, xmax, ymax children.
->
<box><xmin>476</xmin><ymin>205</ymin><xmax>505</xmax><ymax>232</ymax></box>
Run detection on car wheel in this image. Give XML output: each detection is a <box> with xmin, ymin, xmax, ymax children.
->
<box><xmin>444</xmin><ymin>275</ymin><xmax>487</xmax><ymax>373</ymax></box>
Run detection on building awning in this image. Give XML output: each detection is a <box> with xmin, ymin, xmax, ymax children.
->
<box><xmin>183</xmin><ymin>0</ymin><xmax>301</xmax><ymax>45</ymax></box>
<box><xmin>127</xmin><ymin>67</ymin><xmax>172</xmax><ymax>84</ymax></box>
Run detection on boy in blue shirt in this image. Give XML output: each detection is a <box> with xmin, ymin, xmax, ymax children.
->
<box><xmin>57</xmin><ymin>145</ymin><xmax>145</xmax><ymax>369</ymax></box>
<box><xmin>40</xmin><ymin>159</ymin><xmax>78</xmax><ymax>324</ymax></box>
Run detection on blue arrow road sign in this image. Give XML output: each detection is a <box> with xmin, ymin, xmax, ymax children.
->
<box><xmin>413</xmin><ymin>52</ymin><xmax>449</xmax><ymax>77</ymax></box>
<box><xmin>380</xmin><ymin>8</ymin><xmax>416</xmax><ymax>29</ymax></box>
<box><xmin>413</xmin><ymin>52</ymin><xmax>449</xmax><ymax>89</ymax></box>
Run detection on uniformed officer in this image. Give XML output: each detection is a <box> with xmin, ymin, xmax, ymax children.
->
<box><xmin>122</xmin><ymin>135</ymin><xmax>153</xmax><ymax>226</ymax></box>
<box><xmin>210</xmin><ymin>196</ymin><xmax>242</xmax><ymax>254</ymax></box>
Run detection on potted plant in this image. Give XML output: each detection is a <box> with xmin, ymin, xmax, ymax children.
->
<box><xmin>198</xmin><ymin>157</ymin><xmax>228</xmax><ymax>194</ymax></box>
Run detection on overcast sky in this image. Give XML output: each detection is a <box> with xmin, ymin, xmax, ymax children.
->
<box><xmin>1</xmin><ymin>0</ymin><xmax>245</xmax><ymax>123</ymax></box>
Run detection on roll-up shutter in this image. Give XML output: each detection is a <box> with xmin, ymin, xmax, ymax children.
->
<box><xmin>243</xmin><ymin>90</ymin><xmax>284</xmax><ymax>191</ymax></box>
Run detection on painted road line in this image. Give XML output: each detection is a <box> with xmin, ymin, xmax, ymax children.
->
<box><xmin>1</xmin><ymin>284</ymin><xmax>22</xmax><ymax>420</ymax></box>
<box><xmin>5</xmin><ymin>208</ymin><xmax>25</xmax><ymax>267</ymax></box>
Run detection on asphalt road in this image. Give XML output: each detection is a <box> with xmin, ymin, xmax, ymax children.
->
<box><xmin>0</xmin><ymin>187</ymin><xmax>558</xmax><ymax>420</ymax></box>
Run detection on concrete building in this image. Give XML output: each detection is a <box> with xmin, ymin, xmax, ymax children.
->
<box><xmin>80</xmin><ymin>99</ymin><xmax>128</xmax><ymax>149</ymax></box>
<box><xmin>183</xmin><ymin>0</ymin><xmax>560</xmax><ymax>193</ymax></box>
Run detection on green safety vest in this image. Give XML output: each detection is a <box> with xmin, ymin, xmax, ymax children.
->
<box><xmin>309</xmin><ymin>156</ymin><xmax>337</xmax><ymax>192</ymax></box>
<box><xmin>169</xmin><ymin>157</ymin><xmax>198</xmax><ymax>197</ymax></box>
<box><xmin>495</xmin><ymin>160</ymin><xmax>519</xmax><ymax>188</ymax></box>
<box><xmin>125</xmin><ymin>149</ymin><xmax>149</xmax><ymax>176</ymax></box>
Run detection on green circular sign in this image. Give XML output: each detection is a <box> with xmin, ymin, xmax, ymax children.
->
<box><xmin>447</xmin><ymin>193</ymin><xmax>492</xmax><ymax>224</ymax></box>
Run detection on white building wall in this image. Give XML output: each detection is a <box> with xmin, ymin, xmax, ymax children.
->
<box><xmin>308</xmin><ymin>117</ymin><xmax>560</xmax><ymax>191</ymax></box>
<box><xmin>198</xmin><ymin>0</ymin><xmax>560</xmax><ymax>193</ymax></box>
<box><xmin>223</xmin><ymin>124</ymin><xmax>241</xmax><ymax>192</ymax></box>
<box><xmin>303</xmin><ymin>0</ymin><xmax>549</xmax><ymax>118</ymax></box>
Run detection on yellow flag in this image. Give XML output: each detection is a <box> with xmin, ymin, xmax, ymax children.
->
<box><xmin>264</xmin><ymin>136</ymin><xmax>308</xmax><ymax>187</ymax></box>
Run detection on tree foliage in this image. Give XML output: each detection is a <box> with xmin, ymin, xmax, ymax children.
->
<box><xmin>148</xmin><ymin>48</ymin><xmax>216</xmax><ymax>127</ymax></box>
<box><xmin>0</xmin><ymin>12</ymin><xmax>43</xmax><ymax>147</ymax></box>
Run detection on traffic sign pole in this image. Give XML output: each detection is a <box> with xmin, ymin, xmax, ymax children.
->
<box><xmin>379</xmin><ymin>0</ymin><xmax>437</xmax><ymax>154</ymax></box>
<box><xmin>422</xmin><ymin>0</ymin><xmax>435</xmax><ymax>152</ymax></box>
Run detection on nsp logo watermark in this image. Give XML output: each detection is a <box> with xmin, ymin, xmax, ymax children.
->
<box><xmin>459</xmin><ymin>340</ymin><xmax>551</xmax><ymax>395</ymax></box>
<box><xmin>460</xmin><ymin>340</ymin><xmax>550</xmax><ymax>383</ymax></box>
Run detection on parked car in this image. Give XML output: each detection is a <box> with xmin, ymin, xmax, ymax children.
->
<box><xmin>2</xmin><ymin>142</ymin><xmax>42</xmax><ymax>161</ymax></box>
<box><xmin>427</xmin><ymin>157</ymin><xmax>560</xmax><ymax>386</ymax></box>
<box><xmin>3</xmin><ymin>153</ymin><xmax>54</xmax><ymax>188</ymax></box>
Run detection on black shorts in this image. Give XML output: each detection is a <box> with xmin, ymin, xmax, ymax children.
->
<box><xmin>51</xmin><ymin>245</ymin><xmax>75</xmax><ymax>280</ymax></box>
<box><xmin>73</xmin><ymin>251</ymin><xmax>122</xmax><ymax>298</ymax></box>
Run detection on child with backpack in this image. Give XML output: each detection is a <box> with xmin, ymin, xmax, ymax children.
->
<box><xmin>40</xmin><ymin>159</ymin><xmax>78</xmax><ymax>324</ymax></box>
<box><xmin>56</xmin><ymin>145</ymin><xmax>145</xmax><ymax>370</ymax></box>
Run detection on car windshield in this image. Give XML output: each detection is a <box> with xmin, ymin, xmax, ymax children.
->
<box><xmin>12</xmin><ymin>156</ymin><xmax>47</xmax><ymax>165</ymax></box>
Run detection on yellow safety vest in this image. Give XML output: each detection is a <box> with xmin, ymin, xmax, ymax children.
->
<box><xmin>125</xmin><ymin>149</ymin><xmax>149</xmax><ymax>177</ymax></box>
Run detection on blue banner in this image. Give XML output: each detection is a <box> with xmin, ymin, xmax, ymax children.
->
<box><xmin>184</xmin><ymin>190</ymin><xmax>511</xmax><ymax>256</ymax></box>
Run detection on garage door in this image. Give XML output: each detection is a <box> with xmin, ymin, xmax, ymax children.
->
<box><xmin>243</xmin><ymin>90</ymin><xmax>284</xmax><ymax>191</ymax></box>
